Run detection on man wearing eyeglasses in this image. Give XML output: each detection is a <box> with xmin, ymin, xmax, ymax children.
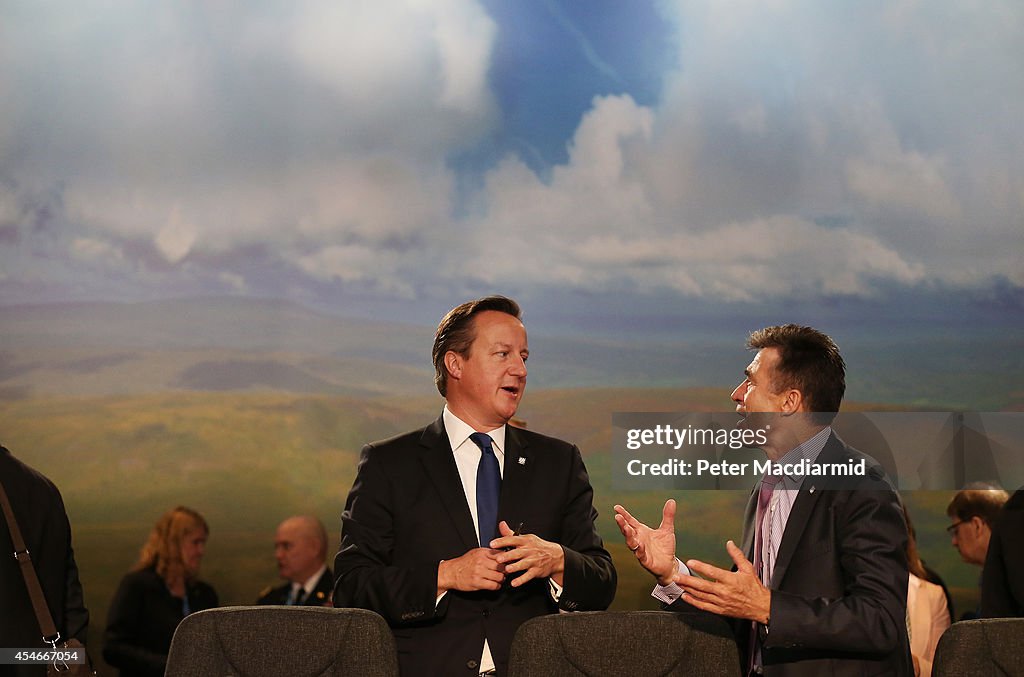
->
<box><xmin>946</xmin><ymin>484</ymin><xmax>1009</xmax><ymax>620</ymax></box>
<box><xmin>946</xmin><ymin>484</ymin><xmax>1009</xmax><ymax>568</ymax></box>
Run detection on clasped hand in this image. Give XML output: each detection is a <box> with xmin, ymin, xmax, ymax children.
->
<box><xmin>437</xmin><ymin>521</ymin><xmax>565</xmax><ymax>593</ymax></box>
<box><xmin>437</xmin><ymin>547</ymin><xmax>505</xmax><ymax>593</ymax></box>
<box><xmin>491</xmin><ymin>520</ymin><xmax>565</xmax><ymax>587</ymax></box>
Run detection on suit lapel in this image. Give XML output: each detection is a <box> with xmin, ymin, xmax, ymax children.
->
<box><xmin>497</xmin><ymin>426</ymin><xmax>532</xmax><ymax>531</ymax></box>
<box><xmin>770</xmin><ymin>479</ymin><xmax>823</xmax><ymax>588</ymax></box>
<box><xmin>769</xmin><ymin>433</ymin><xmax>842</xmax><ymax>587</ymax></box>
<box><xmin>419</xmin><ymin>417</ymin><xmax>478</xmax><ymax>551</ymax></box>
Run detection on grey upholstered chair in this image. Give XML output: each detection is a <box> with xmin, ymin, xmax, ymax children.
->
<box><xmin>165</xmin><ymin>606</ymin><xmax>398</xmax><ymax>677</ymax></box>
<box><xmin>507</xmin><ymin>611</ymin><xmax>742</xmax><ymax>677</ymax></box>
<box><xmin>933</xmin><ymin>618</ymin><xmax>1024</xmax><ymax>677</ymax></box>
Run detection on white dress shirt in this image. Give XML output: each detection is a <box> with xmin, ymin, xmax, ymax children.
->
<box><xmin>441</xmin><ymin>406</ymin><xmax>506</xmax><ymax>675</ymax></box>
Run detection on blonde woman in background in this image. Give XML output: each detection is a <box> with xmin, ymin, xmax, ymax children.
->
<box><xmin>104</xmin><ymin>506</ymin><xmax>218</xmax><ymax>677</ymax></box>
<box><xmin>904</xmin><ymin>506</ymin><xmax>951</xmax><ymax>677</ymax></box>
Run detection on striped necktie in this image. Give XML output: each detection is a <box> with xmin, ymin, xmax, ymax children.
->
<box><xmin>749</xmin><ymin>475</ymin><xmax>781</xmax><ymax>674</ymax></box>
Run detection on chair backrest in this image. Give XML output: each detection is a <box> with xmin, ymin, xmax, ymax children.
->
<box><xmin>508</xmin><ymin>611</ymin><xmax>742</xmax><ymax>677</ymax></box>
<box><xmin>165</xmin><ymin>606</ymin><xmax>398</xmax><ymax>677</ymax></box>
<box><xmin>933</xmin><ymin>618</ymin><xmax>1024</xmax><ymax>677</ymax></box>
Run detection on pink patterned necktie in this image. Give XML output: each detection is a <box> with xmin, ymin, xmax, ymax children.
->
<box><xmin>753</xmin><ymin>475</ymin><xmax>781</xmax><ymax>581</ymax></box>
<box><xmin>749</xmin><ymin>475</ymin><xmax>781</xmax><ymax>675</ymax></box>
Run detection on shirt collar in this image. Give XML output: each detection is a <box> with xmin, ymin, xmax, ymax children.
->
<box><xmin>442</xmin><ymin>405</ymin><xmax>506</xmax><ymax>454</ymax></box>
<box><xmin>772</xmin><ymin>426</ymin><xmax>832</xmax><ymax>484</ymax></box>
<box><xmin>297</xmin><ymin>564</ymin><xmax>328</xmax><ymax>594</ymax></box>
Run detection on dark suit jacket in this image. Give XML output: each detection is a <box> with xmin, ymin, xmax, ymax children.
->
<box><xmin>103</xmin><ymin>567</ymin><xmax>218</xmax><ymax>677</ymax></box>
<box><xmin>670</xmin><ymin>433</ymin><xmax>912</xmax><ymax>676</ymax></box>
<box><xmin>334</xmin><ymin>417</ymin><xmax>616</xmax><ymax>676</ymax></box>
<box><xmin>0</xmin><ymin>446</ymin><xmax>89</xmax><ymax>665</ymax></box>
<box><xmin>981</xmin><ymin>488</ymin><xmax>1024</xmax><ymax>617</ymax></box>
<box><xmin>257</xmin><ymin>567</ymin><xmax>335</xmax><ymax>606</ymax></box>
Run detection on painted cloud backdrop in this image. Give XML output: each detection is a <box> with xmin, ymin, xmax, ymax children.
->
<box><xmin>1</xmin><ymin>0</ymin><xmax>1021</xmax><ymax>315</ymax></box>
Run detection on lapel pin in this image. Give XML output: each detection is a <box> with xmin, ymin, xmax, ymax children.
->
<box><xmin>517</xmin><ymin>456</ymin><xmax>526</xmax><ymax>465</ymax></box>
<box><xmin>809</xmin><ymin>486</ymin><xmax>816</xmax><ymax>494</ymax></box>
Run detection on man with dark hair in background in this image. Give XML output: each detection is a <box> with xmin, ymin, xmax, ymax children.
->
<box><xmin>334</xmin><ymin>295</ymin><xmax>615</xmax><ymax>676</ymax></box>
<box><xmin>615</xmin><ymin>324</ymin><xmax>912</xmax><ymax>676</ymax></box>
<box><xmin>257</xmin><ymin>516</ymin><xmax>333</xmax><ymax>607</ymax></box>
<box><xmin>1</xmin><ymin>444</ymin><xmax>90</xmax><ymax>677</ymax></box>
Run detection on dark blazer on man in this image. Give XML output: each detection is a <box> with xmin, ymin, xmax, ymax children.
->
<box><xmin>981</xmin><ymin>488</ymin><xmax>1024</xmax><ymax>617</ymax></box>
<box><xmin>334</xmin><ymin>417</ymin><xmax>616</xmax><ymax>676</ymax></box>
<box><xmin>257</xmin><ymin>567</ymin><xmax>334</xmax><ymax>606</ymax></box>
<box><xmin>0</xmin><ymin>445</ymin><xmax>89</xmax><ymax>659</ymax></box>
<box><xmin>671</xmin><ymin>433</ymin><xmax>912</xmax><ymax>676</ymax></box>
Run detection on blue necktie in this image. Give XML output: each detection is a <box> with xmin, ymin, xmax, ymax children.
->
<box><xmin>286</xmin><ymin>585</ymin><xmax>302</xmax><ymax>605</ymax></box>
<box><xmin>470</xmin><ymin>432</ymin><xmax>501</xmax><ymax>548</ymax></box>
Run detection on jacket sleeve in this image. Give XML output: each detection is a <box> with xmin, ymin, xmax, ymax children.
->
<box><xmin>333</xmin><ymin>444</ymin><xmax>443</xmax><ymax>626</ymax></box>
<box><xmin>60</xmin><ymin>527</ymin><xmax>89</xmax><ymax>644</ymax></box>
<box><xmin>555</xmin><ymin>445</ymin><xmax>617</xmax><ymax>611</ymax></box>
<box><xmin>33</xmin><ymin>477</ymin><xmax>90</xmax><ymax>646</ymax></box>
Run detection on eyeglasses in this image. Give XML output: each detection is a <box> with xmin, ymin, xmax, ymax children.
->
<box><xmin>945</xmin><ymin>521</ymin><xmax>965</xmax><ymax>535</ymax></box>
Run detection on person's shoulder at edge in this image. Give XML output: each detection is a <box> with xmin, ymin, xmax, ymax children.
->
<box><xmin>116</xmin><ymin>566</ymin><xmax>162</xmax><ymax>587</ymax></box>
<box><xmin>825</xmin><ymin>433</ymin><xmax>899</xmax><ymax>493</ymax></box>
<box><xmin>360</xmin><ymin>422</ymin><xmax>437</xmax><ymax>455</ymax></box>
<box><xmin>506</xmin><ymin>425</ymin><xmax>578</xmax><ymax>452</ymax></box>
<box><xmin>189</xmin><ymin>579</ymin><xmax>218</xmax><ymax>607</ymax></box>
<box><xmin>2</xmin><ymin>446</ymin><xmax>61</xmax><ymax>494</ymax></box>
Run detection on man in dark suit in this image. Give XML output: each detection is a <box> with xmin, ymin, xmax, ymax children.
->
<box><xmin>615</xmin><ymin>325</ymin><xmax>912</xmax><ymax>676</ymax></box>
<box><xmin>257</xmin><ymin>515</ymin><xmax>333</xmax><ymax>607</ymax></box>
<box><xmin>981</xmin><ymin>488</ymin><xmax>1024</xmax><ymax>617</ymax></box>
<box><xmin>1</xmin><ymin>444</ymin><xmax>90</xmax><ymax>676</ymax></box>
<box><xmin>334</xmin><ymin>296</ymin><xmax>616</xmax><ymax>676</ymax></box>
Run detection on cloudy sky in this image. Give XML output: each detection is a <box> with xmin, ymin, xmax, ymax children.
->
<box><xmin>1</xmin><ymin>0</ymin><xmax>1021</xmax><ymax>329</ymax></box>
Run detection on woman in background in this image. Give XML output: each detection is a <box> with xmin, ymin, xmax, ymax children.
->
<box><xmin>904</xmin><ymin>505</ymin><xmax>951</xmax><ymax>677</ymax></box>
<box><xmin>104</xmin><ymin>506</ymin><xmax>218</xmax><ymax>677</ymax></box>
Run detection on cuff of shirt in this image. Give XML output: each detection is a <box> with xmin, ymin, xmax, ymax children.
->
<box><xmin>650</xmin><ymin>559</ymin><xmax>688</xmax><ymax>605</ymax></box>
<box><xmin>548</xmin><ymin>578</ymin><xmax>563</xmax><ymax>603</ymax></box>
<box><xmin>436</xmin><ymin>560</ymin><xmax>447</xmax><ymax>608</ymax></box>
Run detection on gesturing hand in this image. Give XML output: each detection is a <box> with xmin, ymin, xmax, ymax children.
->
<box><xmin>614</xmin><ymin>500</ymin><xmax>678</xmax><ymax>585</ymax></box>
<box><xmin>491</xmin><ymin>521</ymin><xmax>566</xmax><ymax>587</ymax></box>
<box><xmin>437</xmin><ymin>548</ymin><xmax>505</xmax><ymax>594</ymax></box>
<box><xmin>676</xmin><ymin>540</ymin><xmax>771</xmax><ymax>624</ymax></box>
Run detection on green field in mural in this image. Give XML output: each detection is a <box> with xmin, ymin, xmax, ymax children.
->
<box><xmin>2</xmin><ymin>386</ymin><xmax>983</xmax><ymax>674</ymax></box>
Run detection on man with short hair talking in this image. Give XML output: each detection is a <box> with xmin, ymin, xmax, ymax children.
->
<box><xmin>257</xmin><ymin>515</ymin><xmax>333</xmax><ymax>607</ymax></box>
<box><xmin>335</xmin><ymin>295</ymin><xmax>615</xmax><ymax>676</ymax></box>
<box><xmin>615</xmin><ymin>325</ymin><xmax>912</xmax><ymax>676</ymax></box>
